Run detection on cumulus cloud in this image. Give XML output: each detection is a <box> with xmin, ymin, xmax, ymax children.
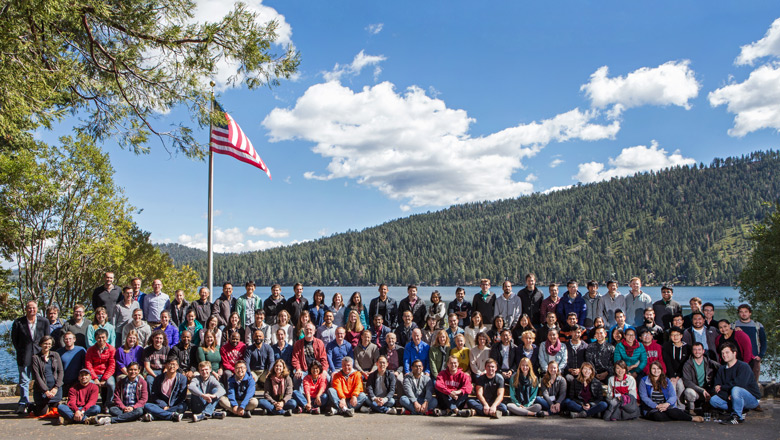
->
<box><xmin>246</xmin><ymin>226</ymin><xmax>290</xmax><ymax>238</ymax></box>
<box><xmin>581</xmin><ymin>61</ymin><xmax>700</xmax><ymax>117</ymax></box>
<box><xmin>549</xmin><ymin>158</ymin><xmax>564</xmax><ymax>168</ymax></box>
<box><xmin>263</xmin><ymin>81</ymin><xmax>619</xmax><ymax>208</ymax></box>
<box><xmin>736</xmin><ymin>18</ymin><xmax>780</xmax><ymax>66</ymax></box>
<box><xmin>542</xmin><ymin>185</ymin><xmax>573</xmax><ymax>194</ymax></box>
<box><xmin>366</xmin><ymin>23</ymin><xmax>384</xmax><ymax>35</ymax></box>
<box><xmin>176</xmin><ymin>226</ymin><xmax>287</xmax><ymax>253</ymax></box>
<box><xmin>574</xmin><ymin>141</ymin><xmax>696</xmax><ymax>183</ymax></box>
<box><xmin>323</xmin><ymin>50</ymin><xmax>387</xmax><ymax>82</ymax></box>
<box><xmin>709</xmin><ymin>64</ymin><xmax>780</xmax><ymax>136</ymax></box>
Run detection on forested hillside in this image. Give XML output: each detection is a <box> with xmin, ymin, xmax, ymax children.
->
<box><xmin>163</xmin><ymin>151</ymin><xmax>780</xmax><ymax>286</ymax></box>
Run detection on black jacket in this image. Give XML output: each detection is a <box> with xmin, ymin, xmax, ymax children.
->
<box><xmin>369</xmin><ymin>297</ymin><xmax>398</xmax><ymax>330</ymax></box>
<box><xmin>11</xmin><ymin>316</ymin><xmax>50</xmax><ymax>366</ymax></box>
<box><xmin>366</xmin><ymin>370</ymin><xmax>396</xmax><ymax>400</ymax></box>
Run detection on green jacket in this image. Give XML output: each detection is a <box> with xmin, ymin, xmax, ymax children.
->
<box><xmin>235</xmin><ymin>294</ymin><xmax>262</xmax><ymax>329</ymax></box>
<box><xmin>429</xmin><ymin>345</ymin><xmax>450</xmax><ymax>378</ymax></box>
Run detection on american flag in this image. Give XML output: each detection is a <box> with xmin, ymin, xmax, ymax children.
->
<box><xmin>210</xmin><ymin>101</ymin><xmax>271</xmax><ymax>179</ymax></box>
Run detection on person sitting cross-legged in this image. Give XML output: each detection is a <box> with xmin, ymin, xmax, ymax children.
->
<box><xmin>400</xmin><ymin>359</ymin><xmax>437</xmax><ymax>416</ymax></box>
<box><xmin>365</xmin><ymin>356</ymin><xmax>397</xmax><ymax>414</ymax></box>
<box><xmin>681</xmin><ymin>342</ymin><xmax>719</xmax><ymax>415</ymax></box>
<box><xmin>466</xmin><ymin>358</ymin><xmax>509</xmax><ymax>419</ymax></box>
<box><xmin>142</xmin><ymin>358</ymin><xmax>188</xmax><ymax>422</ymax></box>
<box><xmin>218</xmin><ymin>360</ymin><xmax>258</xmax><ymax>418</ymax></box>
<box><xmin>259</xmin><ymin>358</ymin><xmax>299</xmax><ymax>416</ymax></box>
<box><xmin>711</xmin><ymin>342</ymin><xmax>761</xmax><ymax>425</ymax></box>
<box><xmin>561</xmin><ymin>362</ymin><xmax>608</xmax><ymax>418</ymax></box>
<box><xmin>507</xmin><ymin>357</ymin><xmax>545</xmax><ymax>417</ymax></box>
<box><xmin>189</xmin><ymin>361</ymin><xmax>226</xmax><ymax>422</ymax></box>
<box><xmin>434</xmin><ymin>355</ymin><xmax>473</xmax><ymax>417</ymax></box>
<box><xmin>293</xmin><ymin>360</ymin><xmax>330</xmax><ymax>414</ymax></box>
<box><xmin>93</xmin><ymin>362</ymin><xmax>148</xmax><ymax>425</ymax></box>
<box><xmin>325</xmin><ymin>356</ymin><xmax>367</xmax><ymax>417</ymax></box>
<box><xmin>57</xmin><ymin>369</ymin><xmax>100</xmax><ymax>425</ymax></box>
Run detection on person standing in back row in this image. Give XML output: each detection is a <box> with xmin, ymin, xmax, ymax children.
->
<box><xmin>143</xmin><ymin>279</ymin><xmax>170</xmax><ymax>327</ymax></box>
<box><xmin>398</xmin><ymin>285</ymin><xmax>427</xmax><ymax>328</ymax></box>
<box><xmin>733</xmin><ymin>304</ymin><xmax>766</xmax><ymax>382</ymax></box>
<box><xmin>473</xmin><ymin>279</ymin><xmax>497</xmax><ymax>324</ymax></box>
<box><xmin>93</xmin><ymin>272</ymin><xmax>122</xmax><ymax>323</ymax></box>
<box><xmin>518</xmin><ymin>274</ymin><xmax>544</xmax><ymax>328</ymax></box>
<box><xmin>12</xmin><ymin>300</ymin><xmax>50</xmax><ymax>414</ymax></box>
<box><xmin>369</xmin><ymin>284</ymin><xmax>398</xmax><ymax>330</ymax></box>
<box><xmin>624</xmin><ymin>277</ymin><xmax>653</xmax><ymax>328</ymax></box>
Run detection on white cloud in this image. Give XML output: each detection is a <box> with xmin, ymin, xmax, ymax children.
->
<box><xmin>736</xmin><ymin>18</ymin><xmax>780</xmax><ymax>66</ymax></box>
<box><xmin>709</xmin><ymin>63</ymin><xmax>780</xmax><ymax>137</ymax></box>
<box><xmin>542</xmin><ymin>185</ymin><xmax>573</xmax><ymax>194</ymax></box>
<box><xmin>176</xmin><ymin>226</ymin><xmax>287</xmax><ymax>253</ymax></box>
<box><xmin>246</xmin><ymin>226</ymin><xmax>290</xmax><ymax>238</ymax></box>
<box><xmin>318</xmin><ymin>228</ymin><xmax>329</xmax><ymax>236</ymax></box>
<box><xmin>549</xmin><ymin>158</ymin><xmax>564</xmax><ymax>168</ymax></box>
<box><xmin>581</xmin><ymin>61</ymin><xmax>700</xmax><ymax>117</ymax></box>
<box><xmin>263</xmin><ymin>81</ymin><xmax>619</xmax><ymax>208</ymax></box>
<box><xmin>366</xmin><ymin>23</ymin><xmax>384</xmax><ymax>35</ymax></box>
<box><xmin>190</xmin><ymin>1</ymin><xmax>293</xmax><ymax>91</ymax></box>
<box><xmin>323</xmin><ymin>50</ymin><xmax>387</xmax><ymax>82</ymax></box>
<box><xmin>574</xmin><ymin>141</ymin><xmax>696</xmax><ymax>183</ymax></box>
<box><xmin>525</xmin><ymin>173</ymin><xmax>538</xmax><ymax>182</ymax></box>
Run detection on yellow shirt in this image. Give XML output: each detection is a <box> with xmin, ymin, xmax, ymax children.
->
<box><xmin>450</xmin><ymin>346</ymin><xmax>471</xmax><ymax>372</ymax></box>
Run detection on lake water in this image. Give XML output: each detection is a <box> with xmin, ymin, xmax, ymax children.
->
<box><xmin>0</xmin><ymin>285</ymin><xmax>745</xmax><ymax>382</ymax></box>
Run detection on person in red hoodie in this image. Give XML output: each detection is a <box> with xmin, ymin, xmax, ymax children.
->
<box><xmin>292</xmin><ymin>323</ymin><xmax>329</xmax><ymax>389</ymax></box>
<box><xmin>434</xmin><ymin>356</ymin><xmax>473</xmax><ymax>417</ymax></box>
<box><xmin>220</xmin><ymin>331</ymin><xmax>247</xmax><ymax>383</ymax></box>
<box><xmin>640</xmin><ymin>328</ymin><xmax>666</xmax><ymax>377</ymax></box>
<box><xmin>57</xmin><ymin>369</ymin><xmax>100</xmax><ymax>425</ymax></box>
<box><xmin>85</xmin><ymin>328</ymin><xmax>115</xmax><ymax>410</ymax></box>
<box><xmin>716</xmin><ymin>320</ymin><xmax>753</xmax><ymax>365</ymax></box>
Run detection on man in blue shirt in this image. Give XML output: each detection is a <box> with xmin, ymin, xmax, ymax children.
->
<box><xmin>403</xmin><ymin>329</ymin><xmax>430</xmax><ymax>374</ymax></box>
<box><xmin>326</xmin><ymin>327</ymin><xmax>353</xmax><ymax>374</ymax></box>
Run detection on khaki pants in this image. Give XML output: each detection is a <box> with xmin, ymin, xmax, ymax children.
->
<box><xmin>218</xmin><ymin>396</ymin><xmax>258</xmax><ymax>414</ymax></box>
<box><xmin>251</xmin><ymin>370</ymin><xmax>268</xmax><ymax>385</ymax></box>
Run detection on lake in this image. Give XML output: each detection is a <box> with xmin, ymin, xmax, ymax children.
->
<box><xmin>0</xmin><ymin>285</ymin><xmax>745</xmax><ymax>382</ymax></box>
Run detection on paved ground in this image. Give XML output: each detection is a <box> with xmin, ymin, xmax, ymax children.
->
<box><xmin>1</xmin><ymin>397</ymin><xmax>778</xmax><ymax>440</ymax></box>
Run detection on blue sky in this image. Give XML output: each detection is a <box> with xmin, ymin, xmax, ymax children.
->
<box><xmin>38</xmin><ymin>1</ymin><xmax>780</xmax><ymax>253</ymax></box>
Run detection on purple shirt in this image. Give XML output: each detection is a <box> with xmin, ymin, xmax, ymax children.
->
<box><xmin>116</xmin><ymin>345</ymin><xmax>143</xmax><ymax>372</ymax></box>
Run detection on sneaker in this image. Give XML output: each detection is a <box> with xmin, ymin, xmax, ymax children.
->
<box><xmin>432</xmin><ymin>408</ymin><xmax>443</xmax><ymax>417</ymax></box>
<box><xmin>294</xmin><ymin>407</ymin><xmax>303</xmax><ymax>414</ymax></box>
<box><xmin>97</xmin><ymin>417</ymin><xmax>111</xmax><ymax>426</ymax></box>
<box><xmin>172</xmin><ymin>412</ymin><xmax>183</xmax><ymax>422</ymax></box>
<box><xmin>691</xmin><ymin>416</ymin><xmax>704</xmax><ymax>423</ymax></box>
<box><xmin>14</xmin><ymin>404</ymin><xmax>27</xmax><ymax>415</ymax></box>
<box><xmin>720</xmin><ymin>415</ymin><xmax>743</xmax><ymax>425</ymax></box>
<box><xmin>192</xmin><ymin>413</ymin><xmax>205</xmax><ymax>423</ymax></box>
<box><xmin>754</xmin><ymin>405</ymin><xmax>763</xmax><ymax>412</ymax></box>
<box><xmin>535</xmin><ymin>411</ymin><xmax>546</xmax><ymax>418</ymax></box>
<box><xmin>386</xmin><ymin>408</ymin><xmax>397</xmax><ymax>415</ymax></box>
<box><xmin>243</xmin><ymin>411</ymin><xmax>252</xmax><ymax>418</ymax></box>
<box><xmin>344</xmin><ymin>408</ymin><xmax>354</xmax><ymax>417</ymax></box>
<box><xmin>212</xmin><ymin>411</ymin><xmax>225</xmax><ymax>420</ymax></box>
<box><xmin>256</xmin><ymin>408</ymin><xmax>267</xmax><ymax>416</ymax></box>
<box><xmin>493</xmin><ymin>411</ymin><xmax>502</xmax><ymax>419</ymax></box>
<box><xmin>359</xmin><ymin>406</ymin><xmax>370</xmax><ymax>414</ymax></box>
<box><xmin>310</xmin><ymin>408</ymin><xmax>320</xmax><ymax>415</ymax></box>
<box><xmin>284</xmin><ymin>409</ymin><xmax>293</xmax><ymax>417</ymax></box>
<box><xmin>142</xmin><ymin>413</ymin><xmax>153</xmax><ymax>422</ymax></box>
<box><xmin>458</xmin><ymin>409</ymin><xmax>473</xmax><ymax>417</ymax></box>
<box><xmin>85</xmin><ymin>416</ymin><xmax>99</xmax><ymax>425</ymax></box>
<box><xmin>57</xmin><ymin>416</ymin><xmax>66</xmax><ymax>426</ymax></box>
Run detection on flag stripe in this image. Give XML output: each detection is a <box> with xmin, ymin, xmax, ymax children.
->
<box><xmin>210</xmin><ymin>107</ymin><xmax>271</xmax><ymax>179</ymax></box>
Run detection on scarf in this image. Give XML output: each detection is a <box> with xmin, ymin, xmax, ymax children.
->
<box><xmin>622</xmin><ymin>339</ymin><xmax>639</xmax><ymax>357</ymax></box>
<box><xmin>613</xmin><ymin>374</ymin><xmax>630</xmax><ymax>396</ymax></box>
<box><xmin>271</xmin><ymin>376</ymin><xmax>285</xmax><ymax>399</ymax></box>
<box><xmin>545</xmin><ymin>339</ymin><xmax>561</xmax><ymax>356</ymax></box>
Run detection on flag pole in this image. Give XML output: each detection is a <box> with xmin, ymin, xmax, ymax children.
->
<box><xmin>207</xmin><ymin>81</ymin><xmax>215</xmax><ymax>300</ymax></box>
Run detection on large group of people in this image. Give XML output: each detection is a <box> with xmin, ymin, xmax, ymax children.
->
<box><xmin>10</xmin><ymin>273</ymin><xmax>766</xmax><ymax>427</ymax></box>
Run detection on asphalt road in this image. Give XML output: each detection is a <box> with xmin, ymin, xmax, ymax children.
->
<box><xmin>1</xmin><ymin>397</ymin><xmax>777</xmax><ymax>440</ymax></box>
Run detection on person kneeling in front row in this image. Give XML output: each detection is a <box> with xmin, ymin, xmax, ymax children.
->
<box><xmin>218</xmin><ymin>359</ymin><xmax>258</xmax><ymax>417</ymax></box>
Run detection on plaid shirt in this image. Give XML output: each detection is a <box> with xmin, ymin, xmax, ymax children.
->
<box><xmin>123</xmin><ymin>377</ymin><xmax>139</xmax><ymax>407</ymax></box>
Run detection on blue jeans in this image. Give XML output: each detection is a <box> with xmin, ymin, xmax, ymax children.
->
<box><xmin>535</xmin><ymin>397</ymin><xmax>551</xmax><ymax>411</ymax></box>
<box><xmin>710</xmin><ymin>387</ymin><xmax>760</xmax><ymax>419</ymax></box>
<box><xmin>95</xmin><ymin>376</ymin><xmax>116</xmax><ymax>408</ymax></box>
<box><xmin>257</xmin><ymin>398</ymin><xmax>297</xmax><ymax>415</ymax></box>
<box><xmin>325</xmin><ymin>388</ymin><xmax>367</xmax><ymax>413</ymax></box>
<box><xmin>190</xmin><ymin>396</ymin><xmax>219</xmax><ymax>416</ymax></box>
<box><xmin>109</xmin><ymin>406</ymin><xmax>144</xmax><ymax>423</ymax></box>
<box><xmin>562</xmin><ymin>398</ymin><xmax>608</xmax><ymax>417</ymax></box>
<box><xmin>144</xmin><ymin>402</ymin><xmax>187</xmax><ymax>420</ymax></box>
<box><xmin>466</xmin><ymin>398</ymin><xmax>508</xmax><ymax>416</ymax></box>
<box><xmin>145</xmin><ymin>370</ymin><xmax>161</xmax><ymax>394</ymax></box>
<box><xmin>399</xmin><ymin>395</ymin><xmax>438</xmax><ymax>414</ymax></box>
<box><xmin>435</xmin><ymin>390</ymin><xmax>469</xmax><ymax>410</ymax></box>
<box><xmin>17</xmin><ymin>365</ymin><xmax>31</xmax><ymax>405</ymax></box>
<box><xmin>57</xmin><ymin>403</ymin><xmax>100</xmax><ymax>423</ymax></box>
<box><xmin>368</xmin><ymin>396</ymin><xmax>396</xmax><ymax>413</ymax></box>
<box><xmin>293</xmin><ymin>390</ymin><xmax>330</xmax><ymax>409</ymax></box>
